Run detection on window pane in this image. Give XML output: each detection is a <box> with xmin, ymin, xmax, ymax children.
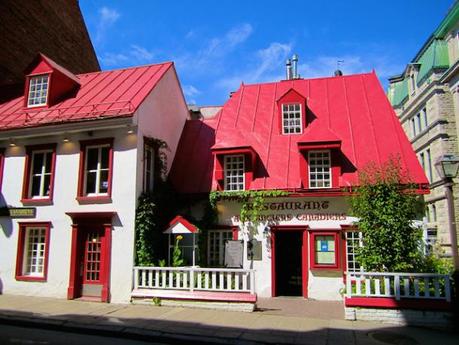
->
<box><xmin>100</xmin><ymin>147</ymin><xmax>110</xmax><ymax>169</ymax></box>
<box><xmin>31</xmin><ymin>176</ymin><xmax>41</xmax><ymax>196</ymax></box>
<box><xmin>315</xmin><ymin>235</ymin><xmax>335</xmax><ymax>265</ymax></box>
<box><xmin>86</xmin><ymin>171</ymin><xmax>97</xmax><ymax>194</ymax></box>
<box><xmin>86</xmin><ymin>148</ymin><xmax>99</xmax><ymax>170</ymax></box>
<box><xmin>32</xmin><ymin>153</ymin><xmax>44</xmax><ymax>174</ymax></box>
<box><xmin>99</xmin><ymin>170</ymin><xmax>109</xmax><ymax>193</ymax></box>
<box><xmin>45</xmin><ymin>152</ymin><xmax>52</xmax><ymax>173</ymax></box>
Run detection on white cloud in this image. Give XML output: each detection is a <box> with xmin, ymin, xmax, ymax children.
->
<box><xmin>175</xmin><ymin>23</ymin><xmax>253</xmax><ymax>74</ymax></box>
<box><xmin>183</xmin><ymin>85</ymin><xmax>201</xmax><ymax>97</ymax></box>
<box><xmin>131</xmin><ymin>45</ymin><xmax>155</xmax><ymax>62</ymax></box>
<box><xmin>183</xmin><ymin>84</ymin><xmax>201</xmax><ymax>104</ymax></box>
<box><xmin>96</xmin><ymin>7</ymin><xmax>120</xmax><ymax>43</ymax></box>
<box><xmin>99</xmin><ymin>52</ymin><xmax>129</xmax><ymax>66</ymax></box>
<box><xmin>216</xmin><ymin>42</ymin><xmax>292</xmax><ymax>91</ymax></box>
<box><xmin>100</xmin><ymin>45</ymin><xmax>156</xmax><ymax>67</ymax></box>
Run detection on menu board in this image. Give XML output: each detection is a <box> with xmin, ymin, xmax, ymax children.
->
<box><xmin>224</xmin><ymin>240</ymin><xmax>243</xmax><ymax>268</ymax></box>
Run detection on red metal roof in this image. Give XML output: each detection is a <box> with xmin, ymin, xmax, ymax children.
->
<box><xmin>0</xmin><ymin>60</ymin><xmax>173</xmax><ymax>131</ymax></box>
<box><xmin>170</xmin><ymin>72</ymin><xmax>429</xmax><ymax>193</ymax></box>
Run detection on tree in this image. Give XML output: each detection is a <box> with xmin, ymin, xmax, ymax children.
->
<box><xmin>350</xmin><ymin>158</ymin><xmax>424</xmax><ymax>272</ymax></box>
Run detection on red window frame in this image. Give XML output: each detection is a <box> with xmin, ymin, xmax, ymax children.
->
<box><xmin>298</xmin><ymin>144</ymin><xmax>341</xmax><ymax>190</ymax></box>
<box><xmin>77</xmin><ymin>138</ymin><xmax>114</xmax><ymax>203</ymax></box>
<box><xmin>0</xmin><ymin>148</ymin><xmax>4</xmax><ymax>191</ymax></box>
<box><xmin>213</xmin><ymin>147</ymin><xmax>257</xmax><ymax>191</ymax></box>
<box><xmin>277</xmin><ymin>88</ymin><xmax>307</xmax><ymax>135</ymax></box>
<box><xmin>309</xmin><ymin>231</ymin><xmax>341</xmax><ymax>270</ymax></box>
<box><xmin>15</xmin><ymin>222</ymin><xmax>51</xmax><ymax>282</ymax></box>
<box><xmin>21</xmin><ymin>144</ymin><xmax>57</xmax><ymax>205</ymax></box>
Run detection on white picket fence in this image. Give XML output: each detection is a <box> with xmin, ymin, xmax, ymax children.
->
<box><xmin>346</xmin><ymin>272</ymin><xmax>451</xmax><ymax>302</ymax></box>
<box><xmin>133</xmin><ymin>266</ymin><xmax>255</xmax><ymax>294</ymax></box>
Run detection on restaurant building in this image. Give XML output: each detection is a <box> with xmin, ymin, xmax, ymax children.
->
<box><xmin>169</xmin><ymin>64</ymin><xmax>429</xmax><ymax>300</ymax></box>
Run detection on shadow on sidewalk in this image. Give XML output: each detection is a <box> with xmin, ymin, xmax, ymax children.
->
<box><xmin>0</xmin><ymin>305</ymin><xmax>456</xmax><ymax>345</ymax></box>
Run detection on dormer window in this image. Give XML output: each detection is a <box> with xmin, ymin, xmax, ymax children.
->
<box><xmin>27</xmin><ymin>75</ymin><xmax>49</xmax><ymax>107</ymax></box>
<box><xmin>212</xmin><ymin>146</ymin><xmax>257</xmax><ymax>191</ymax></box>
<box><xmin>224</xmin><ymin>155</ymin><xmax>245</xmax><ymax>191</ymax></box>
<box><xmin>308</xmin><ymin>150</ymin><xmax>331</xmax><ymax>188</ymax></box>
<box><xmin>282</xmin><ymin>104</ymin><xmax>302</xmax><ymax>134</ymax></box>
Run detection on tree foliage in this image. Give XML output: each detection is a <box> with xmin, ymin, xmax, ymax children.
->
<box><xmin>350</xmin><ymin>158</ymin><xmax>424</xmax><ymax>272</ymax></box>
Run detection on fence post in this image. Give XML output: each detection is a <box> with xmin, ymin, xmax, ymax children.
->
<box><xmin>346</xmin><ymin>272</ymin><xmax>351</xmax><ymax>298</ymax></box>
<box><xmin>190</xmin><ymin>268</ymin><xmax>195</xmax><ymax>292</ymax></box>
<box><xmin>250</xmin><ymin>270</ymin><xmax>255</xmax><ymax>294</ymax></box>
<box><xmin>133</xmin><ymin>267</ymin><xmax>139</xmax><ymax>290</ymax></box>
<box><xmin>395</xmin><ymin>274</ymin><xmax>401</xmax><ymax>301</ymax></box>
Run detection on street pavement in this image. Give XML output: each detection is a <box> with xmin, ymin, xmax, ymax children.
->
<box><xmin>0</xmin><ymin>294</ymin><xmax>457</xmax><ymax>345</ymax></box>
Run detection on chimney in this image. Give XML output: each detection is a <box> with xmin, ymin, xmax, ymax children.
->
<box><xmin>292</xmin><ymin>54</ymin><xmax>299</xmax><ymax>79</ymax></box>
<box><xmin>334</xmin><ymin>69</ymin><xmax>343</xmax><ymax>76</ymax></box>
<box><xmin>286</xmin><ymin>59</ymin><xmax>292</xmax><ymax>80</ymax></box>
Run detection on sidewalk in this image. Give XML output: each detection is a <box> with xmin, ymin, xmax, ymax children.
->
<box><xmin>0</xmin><ymin>294</ymin><xmax>457</xmax><ymax>345</ymax></box>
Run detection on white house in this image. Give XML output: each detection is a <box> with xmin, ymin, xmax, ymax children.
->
<box><xmin>0</xmin><ymin>54</ymin><xmax>189</xmax><ymax>303</ymax></box>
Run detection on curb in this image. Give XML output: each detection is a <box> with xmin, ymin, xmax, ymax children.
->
<box><xmin>0</xmin><ymin>313</ymin><xmax>270</xmax><ymax>345</ymax></box>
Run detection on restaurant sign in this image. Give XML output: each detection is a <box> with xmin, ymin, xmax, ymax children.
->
<box><xmin>0</xmin><ymin>207</ymin><xmax>36</xmax><ymax>218</ymax></box>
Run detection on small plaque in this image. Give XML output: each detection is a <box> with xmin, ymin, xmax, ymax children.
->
<box><xmin>0</xmin><ymin>207</ymin><xmax>36</xmax><ymax>218</ymax></box>
<box><xmin>247</xmin><ymin>239</ymin><xmax>262</xmax><ymax>261</ymax></box>
<box><xmin>225</xmin><ymin>240</ymin><xmax>243</xmax><ymax>268</ymax></box>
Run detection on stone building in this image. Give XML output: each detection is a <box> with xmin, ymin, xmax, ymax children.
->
<box><xmin>0</xmin><ymin>0</ymin><xmax>99</xmax><ymax>91</ymax></box>
<box><xmin>387</xmin><ymin>2</ymin><xmax>459</xmax><ymax>255</ymax></box>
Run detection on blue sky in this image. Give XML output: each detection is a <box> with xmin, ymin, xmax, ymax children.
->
<box><xmin>80</xmin><ymin>0</ymin><xmax>453</xmax><ymax>105</ymax></box>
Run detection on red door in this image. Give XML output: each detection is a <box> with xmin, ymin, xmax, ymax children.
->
<box><xmin>80</xmin><ymin>228</ymin><xmax>105</xmax><ymax>298</ymax></box>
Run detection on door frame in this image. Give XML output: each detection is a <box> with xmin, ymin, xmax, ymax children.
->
<box><xmin>271</xmin><ymin>226</ymin><xmax>309</xmax><ymax>298</ymax></box>
<box><xmin>66</xmin><ymin>212</ymin><xmax>114</xmax><ymax>302</ymax></box>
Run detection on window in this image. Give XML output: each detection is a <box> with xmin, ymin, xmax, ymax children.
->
<box><xmin>411</xmin><ymin>118</ymin><xmax>417</xmax><ymax>137</ymax></box>
<box><xmin>22</xmin><ymin>145</ymin><xmax>56</xmax><ymax>203</ymax></box>
<box><xmin>345</xmin><ymin>232</ymin><xmax>364</xmax><ymax>274</ymax></box>
<box><xmin>78</xmin><ymin>139</ymin><xmax>113</xmax><ymax>201</ymax></box>
<box><xmin>15</xmin><ymin>222</ymin><xmax>50</xmax><ymax>281</ymax></box>
<box><xmin>309</xmin><ymin>232</ymin><xmax>340</xmax><ymax>269</ymax></box>
<box><xmin>224</xmin><ymin>155</ymin><xmax>245</xmax><ymax>191</ymax></box>
<box><xmin>208</xmin><ymin>230</ymin><xmax>233</xmax><ymax>266</ymax></box>
<box><xmin>27</xmin><ymin>75</ymin><xmax>49</xmax><ymax>107</ymax></box>
<box><xmin>143</xmin><ymin>143</ymin><xmax>155</xmax><ymax>192</ymax></box>
<box><xmin>308</xmin><ymin>150</ymin><xmax>331</xmax><ymax>188</ymax></box>
<box><xmin>168</xmin><ymin>234</ymin><xmax>198</xmax><ymax>266</ymax></box>
<box><xmin>282</xmin><ymin>103</ymin><xmax>302</xmax><ymax>134</ymax></box>
<box><xmin>426</xmin><ymin>148</ymin><xmax>432</xmax><ymax>182</ymax></box>
<box><xmin>423</xmin><ymin>228</ymin><xmax>437</xmax><ymax>255</ymax></box>
<box><xmin>410</xmin><ymin>74</ymin><xmax>416</xmax><ymax>95</ymax></box>
<box><xmin>419</xmin><ymin>152</ymin><xmax>425</xmax><ymax>171</ymax></box>
<box><xmin>431</xmin><ymin>203</ymin><xmax>437</xmax><ymax>222</ymax></box>
<box><xmin>422</xmin><ymin>107</ymin><xmax>428</xmax><ymax>128</ymax></box>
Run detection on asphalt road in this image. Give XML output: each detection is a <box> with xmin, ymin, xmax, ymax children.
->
<box><xmin>0</xmin><ymin>324</ymin><xmax>170</xmax><ymax>345</ymax></box>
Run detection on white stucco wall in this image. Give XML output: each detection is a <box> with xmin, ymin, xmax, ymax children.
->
<box><xmin>134</xmin><ymin>66</ymin><xmax>188</xmax><ymax>195</ymax></box>
<box><xmin>216</xmin><ymin>197</ymin><xmax>356</xmax><ymax>300</ymax></box>
<box><xmin>0</xmin><ymin>127</ymin><xmax>138</xmax><ymax>303</ymax></box>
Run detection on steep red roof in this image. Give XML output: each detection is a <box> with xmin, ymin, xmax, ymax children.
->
<box><xmin>170</xmin><ymin>72</ymin><xmax>429</xmax><ymax>193</ymax></box>
<box><xmin>0</xmin><ymin>61</ymin><xmax>173</xmax><ymax>130</ymax></box>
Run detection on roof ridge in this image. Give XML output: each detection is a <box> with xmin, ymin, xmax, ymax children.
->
<box><xmin>237</xmin><ymin>72</ymin><xmax>375</xmax><ymax>88</ymax></box>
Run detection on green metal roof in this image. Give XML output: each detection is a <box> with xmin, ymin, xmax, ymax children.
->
<box><xmin>434</xmin><ymin>1</ymin><xmax>459</xmax><ymax>38</ymax></box>
<box><xmin>416</xmin><ymin>39</ymin><xmax>450</xmax><ymax>84</ymax></box>
<box><xmin>390</xmin><ymin>78</ymin><xmax>408</xmax><ymax>107</ymax></box>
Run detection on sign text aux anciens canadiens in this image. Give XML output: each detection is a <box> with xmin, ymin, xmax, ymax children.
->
<box><xmin>232</xmin><ymin>200</ymin><xmax>347</xmax><ymax>222</ymax></box>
